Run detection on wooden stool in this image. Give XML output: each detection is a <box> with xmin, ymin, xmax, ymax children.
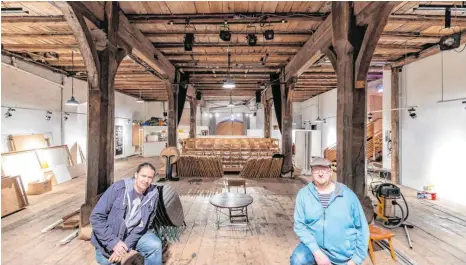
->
<box><xmin>368</xmin><ymin>224</ymin><xmax>396</xmax><ymax>264</ymax></box>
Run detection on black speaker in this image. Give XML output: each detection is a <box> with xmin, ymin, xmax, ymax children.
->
<box><xmin>255</xmin><ymin>90</ymin><xmax>261</xmax><ymax>103</ymax></box>
<box><xmin>196</xmin><ymin>91</ymin><xmax>202</xmax><ymax>100</ymax></box>
<box><xmin>184</xmin><ymin>33</ymin><xmax>194</xmax><ymax>51</ymax></box>
<box><xmin>439</xmin><ymin>33</ymin><xmax>461</xmax><ymax>51</ymax></box>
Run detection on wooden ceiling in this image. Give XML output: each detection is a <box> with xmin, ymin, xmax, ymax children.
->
<box><xmin>2</xmin><ymin>1</ymin><xmax>465</xmax><ymax>102</ymax></box>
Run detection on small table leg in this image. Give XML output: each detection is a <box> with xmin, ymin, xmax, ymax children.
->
<box><xmin>216</xmin><ymin>207</ymin><xmax>220</xmax><ymax>230</ymax></box>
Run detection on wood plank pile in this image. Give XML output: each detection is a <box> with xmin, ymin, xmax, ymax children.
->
<box><xmin>239</xmin><ymin>156</ymin><xmax>283</xmax><ymax>178</ymax></box>
<box><xmin>176</xmin><ymin>156</ymin><xmax>223</xmax><ymax>178</ymax></box>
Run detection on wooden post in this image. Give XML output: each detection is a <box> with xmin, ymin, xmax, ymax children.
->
<box><xmin>391</xmin><ymin>67</ymin><xmax>400</xmax><ymax>184</ymax></box>
<box><xmin>167</xmin><ymin>82</ymin><xmax>177</xmax><ymax>146</ymax></box>
<box><xmin>281</xmin><ymin>73</ymin><xmax>295</xmax><ymax>176</ymax></box>
<box><xmin>263</xmin><ymin>96</ymin><xmax>273</xmax><ymax>138</ymax></box>
<box><xmin>332</xmin><ymin>2</ymin><xmax>394</xmax><ymax>198</ymax></box>
<box><xmin>189</xmin><ymin>97</ymin><xmax>197</xmax><ymax>138</ymax></box>
<box><xmin>56</xmin><ymin>2</ymin><xmax>129</xmax><ymax>226</ymax></box>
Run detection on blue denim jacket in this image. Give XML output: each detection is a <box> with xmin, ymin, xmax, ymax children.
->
<box><xmin>90</xmin><ymin>178</ymin><xmax>159</xmax><ymax>258</ymax></box>
<box><xmin>294</xmin><ymin>182</ymin><xmax>369</xmax><ymax>265</ymax></box>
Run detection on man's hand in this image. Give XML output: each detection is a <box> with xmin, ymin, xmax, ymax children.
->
<box><xmin>108</xmin><ymin>252</ymin><xmax>123</xmax><ymax>263</ymax></box>
<box><xmin>347</xmin><ymin>260</ymin><xmax>357</xmax><ymax>265</ymax></box>
<box><xmin>313</xmin><ymin>250</ymin><xmax>331</xmax><ymax>265</ymax></box>
<box><xmin>112</xmin><ymin>240</ymin><xmax>128</xmax><ymax>257</ymax></box>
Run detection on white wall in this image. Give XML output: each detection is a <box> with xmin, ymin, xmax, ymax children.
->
<box><xmin>299</xmin><ymin>89</ymin><xmax>338</xmax><ymax>155</ymax></box>
<box><xmin>397</xmin><ymin>45</ymin><xmax>466</xmax><ymax>204</ymax></box>
<box><xmin>1</xmin><ymin>55</ymin><xmax>164</xmax><ymax>159</ymax></box>
<box><xmin>382</xmin><ymin>69</ymin><xmax>393</xmax><ymax>169</ymax></box>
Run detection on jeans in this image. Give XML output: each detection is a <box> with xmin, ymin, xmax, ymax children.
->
<box><xmin>95</xmin><ymin>232</ymin><xmax>162</xmax><ymax>265</ymax></box>
<box><xmin>290</xmin><ymin>242</ymin><xmax>316</xmax><ymax>265</ymax></box>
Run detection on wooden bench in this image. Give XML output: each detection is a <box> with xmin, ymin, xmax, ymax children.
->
<box><xmin>368</xmin><ymin>224</ymin><xmax>396</xmax><ymax>264</ymax></box>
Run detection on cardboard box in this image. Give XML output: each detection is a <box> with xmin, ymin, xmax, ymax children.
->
<box><xmin>27</xmin><ymin>179</ymin><xmax>52</xmax><ymax>195</ymax></box>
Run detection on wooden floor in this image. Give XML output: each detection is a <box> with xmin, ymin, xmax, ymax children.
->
<box><xmin>2</xmin><ymin>156</ymin><xmax>466</xmax><ymax>265</ymax></box>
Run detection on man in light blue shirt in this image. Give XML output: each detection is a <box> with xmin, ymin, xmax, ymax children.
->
<box><xmin>291</xmin><ymin>157</ymin><xmax>369</xmax><ymax>265</ymax></box>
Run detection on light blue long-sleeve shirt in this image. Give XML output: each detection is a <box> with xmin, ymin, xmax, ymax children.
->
<box><xmin>294</xmin><ymin>182</ymin><xmax>369</xmax><ymax>265</ymax></box>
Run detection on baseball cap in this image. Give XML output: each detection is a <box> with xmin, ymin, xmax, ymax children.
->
<box><xmin>309</xmin><ymin>157</ymin><xmax>331</xmax><ymax>168</ymax></box>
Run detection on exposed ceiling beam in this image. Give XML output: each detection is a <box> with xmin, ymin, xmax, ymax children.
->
<box><xmin>390</xmin><ymin>30</ymin><xmax>466</xmax><ymax>68</ymax></box>
<box><xmin>57</xmin><ymin>2</ymin><xmax>176</xmax><ymax>82</ymax></box>
<box><xmin>3</xmin><ymin>14</ymin><xmax>466</xmax><ymax>27</ymax></box>
<box><xmin>152</xmin><ymin>42</ymin><xmax>303</xmax><ymax>48</ymax></box>
<box><xmin>285</xmin><ymin>2</ymin><xmax>398</xmax><ymax>82</ymax></box>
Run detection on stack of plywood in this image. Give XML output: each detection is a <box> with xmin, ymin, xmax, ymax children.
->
<box><xmin>239</xmin><ymin>156</ymin><xmax>283</xmax><ymax>178</ymax></box>
<box><xmin>181</xmin><ymin>138</ymin><xmax>280</xmax><ymax>172</ymax></box>
<box><xmin>177</xmin><ymin>156</ymin><xmax>223</xmax><ymax>178</ymax></box>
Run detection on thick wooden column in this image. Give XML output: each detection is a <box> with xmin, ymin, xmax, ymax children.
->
<box><xmin>57</xmin><ymin>2</ymin><xmax>128</xmax><ymax>226</ymax></box>
<box><xmin>391</xmin><ymin>67</ymin><xmax>400</xmax><ymax>184</ymax></box>
<box><xmin>332</xmin><ymin>2</ymin><xmax>394</xmax><ymax>198</ymax></box>
<box><xmin>189</xmin><ymin>97</ymin><xmax>197</xmax><ymax>138</ymax></box>
<box><xmin>167</xmin><ymin>83</ymin><xmax>177</xmax><ymax>146</ymax></box>
<box><xmin>281</xmin><ymin>72</ymin><xmax>295</xmax><ymax>176</ymax></box>
<box><xmin>263</xmin><ymin>95</ymin><xmax>273</xmax><ymax>138</ymax></box>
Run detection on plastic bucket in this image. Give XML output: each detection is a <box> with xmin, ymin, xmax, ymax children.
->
<box><xmin>431</xmin><ymin>193</ymin><xmax>437</xmax><ymax>200</ymax></box>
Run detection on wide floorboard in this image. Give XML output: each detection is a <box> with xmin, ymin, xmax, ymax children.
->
<box><xmin>2</xmin><ymin>157</ymin><xmax>465</xmax><ymax>265</ymax></box>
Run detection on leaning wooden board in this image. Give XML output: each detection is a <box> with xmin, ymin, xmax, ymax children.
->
<box><xmin>1</xmin><ymin>176</ymin><xmax>29</xmax><ymax>217</ymax></box>
<box><xmin>240</xmin><ymin>157</ymin><xmax>283</xmax><ymax>178</ymax></box>
<box><xmin>177</xmin><ymin>156</ymin><xmax>223</xmax><ymax>178</ymax></box>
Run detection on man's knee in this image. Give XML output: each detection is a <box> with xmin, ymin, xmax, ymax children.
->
<box><xmin>290</xmin><ymin>251</ymin><xmax>308</xmax><ymax>265</ymax></box>
<box><xmin>290</xmin><ymin>244</ymin><xmax>315</xmax><ymax>265</ymax></box>
<box><xmin>138</xmin><ymin>233</ymin><xmax>162</xmax><ymax>256</ymax></box>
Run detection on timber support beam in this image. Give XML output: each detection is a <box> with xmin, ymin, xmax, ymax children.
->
<box><xmin>55</xmin><ymin>2</ymin><xmax>130</xmax><ymax>227</ymax></box>
<box><xmin>281</xmin><ymin>73</ymin><xmax>296</xmax><ymax>176</ymax></box>
<box><xmin>262</xmin><ymin>94</ymin><xmax>273</xmax><ymax>138</ymax></box>
<box><xmin>390</xmin><ymin>67</ymin><xmax>400</xmax><ymax>184</ymax></box>
<box><xmin>331</xmin><ymin>2</ymin><xmax>395</xmax><ymax>198</ymax></box>
<box><xmin>189</xmin><ymin>96</ymin><xmax>197</xmax><ymax>138</ymax></box>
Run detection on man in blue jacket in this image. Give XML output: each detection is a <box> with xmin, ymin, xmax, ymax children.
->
<box><xmin>291</xmin><ymin>157</ymin><xmax>369</xmax><ymax>265</ymax></box>
<box><xmin>90</xmin><ymin>162</ymin><xmax>162</xmax><ymax>265</ymax></box>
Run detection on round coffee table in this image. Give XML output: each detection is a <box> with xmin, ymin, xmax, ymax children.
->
<box><xmin>209</xmin><ymin>192</ymin><xmax>253</xmax><ymax>228</ymax></box>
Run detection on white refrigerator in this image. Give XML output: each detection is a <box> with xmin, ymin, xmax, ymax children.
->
<box><xmin>295</xmin><ymin>130</ymin><xmax>322</xmax><ymax>175</ymax></box>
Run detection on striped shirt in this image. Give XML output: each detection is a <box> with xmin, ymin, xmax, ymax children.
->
<box><xmin>318</xmin><ymin>192</ymin><xmax>333</xmax><ymax>208</ymax></box>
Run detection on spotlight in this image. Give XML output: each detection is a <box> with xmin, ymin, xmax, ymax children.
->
<box><xmin>215</xmin><ymin>113</ymin><xmax>220</xmax><ymax>117</ymax></box>
<box><xmin>219</xmin><ymin>30</ymin><xmax>231</xmax><ymax>42</ymax></box>
<box><xmin>45</xmin><ymin>111</ymin><xmax>52</xmax><ymax>121</ymax></box>
<box><xmin>263</xmin><ymin>29</ymin><xmax>274</xmax><ymax>40</ymax></box>
<box><xmin>184</xmin><ymin>33</ymin><xmax>194</xmax><ymax>51</ymax></box>
<box><xmin>4</xmin><ymin>108</ymin><xmax>15</xmax><ymax>118</ymax></box>
<box><xmin>222</xmin><ymin>78</ymin><xmax>236</xmax><ymax>89</ymax></box>
<box><xmin>247</xmin><ymin>33</ymin><xmax>257</xmax><ymax>46</ymax></box>
<box><xmin>439</xmin><ymin>33</ymin><xmax>461</xmax><ymax>51</ymax></box>
<box><xmin>408</xmin><ymin>107</ymin><xmax>417</xmax><ymax>119</ymax></box>
<box><xmin>209</xmin><ymin>113</ymin><xmax>213</xmax><ymax>118</ymax></box>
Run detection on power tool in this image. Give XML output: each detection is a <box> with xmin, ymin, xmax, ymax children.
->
<box><xmin>370</xmin><ymin>182</ymin><xmax>414</xmax><ymax>248</ymax></box>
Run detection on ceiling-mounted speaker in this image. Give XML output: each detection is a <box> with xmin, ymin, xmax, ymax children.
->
<box><xmin>247</xmin><ymin>33</ymin><xmax>257</xmax><ymax>46</ymax></box>
<box><xmin>256</xmin><ymin>90</ymin><xmax>261</xmax><ymax>103</ymax></box>
<box><xmin>263</xmin><ymin>29</ymin><xmax>274</xmax><ymax>40</ymax></box>
<box><xmin>439</xmin><ymin>33</ymin><xmax>461</xmax><ymax>51</ymax></box>
<box><xmin>219</xmin><ymin>30</ymin><xmax>231</xmax><ymax>41</ymax></box>
<box><xmin>196</xmin><ymin>91</ymin><xmax>202</xmax><ymax>100</ymax></box>
<box><xmin>184</xmin><ymin>33</ymin><xmax>194</xmax><ymax>51</ymax></box>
